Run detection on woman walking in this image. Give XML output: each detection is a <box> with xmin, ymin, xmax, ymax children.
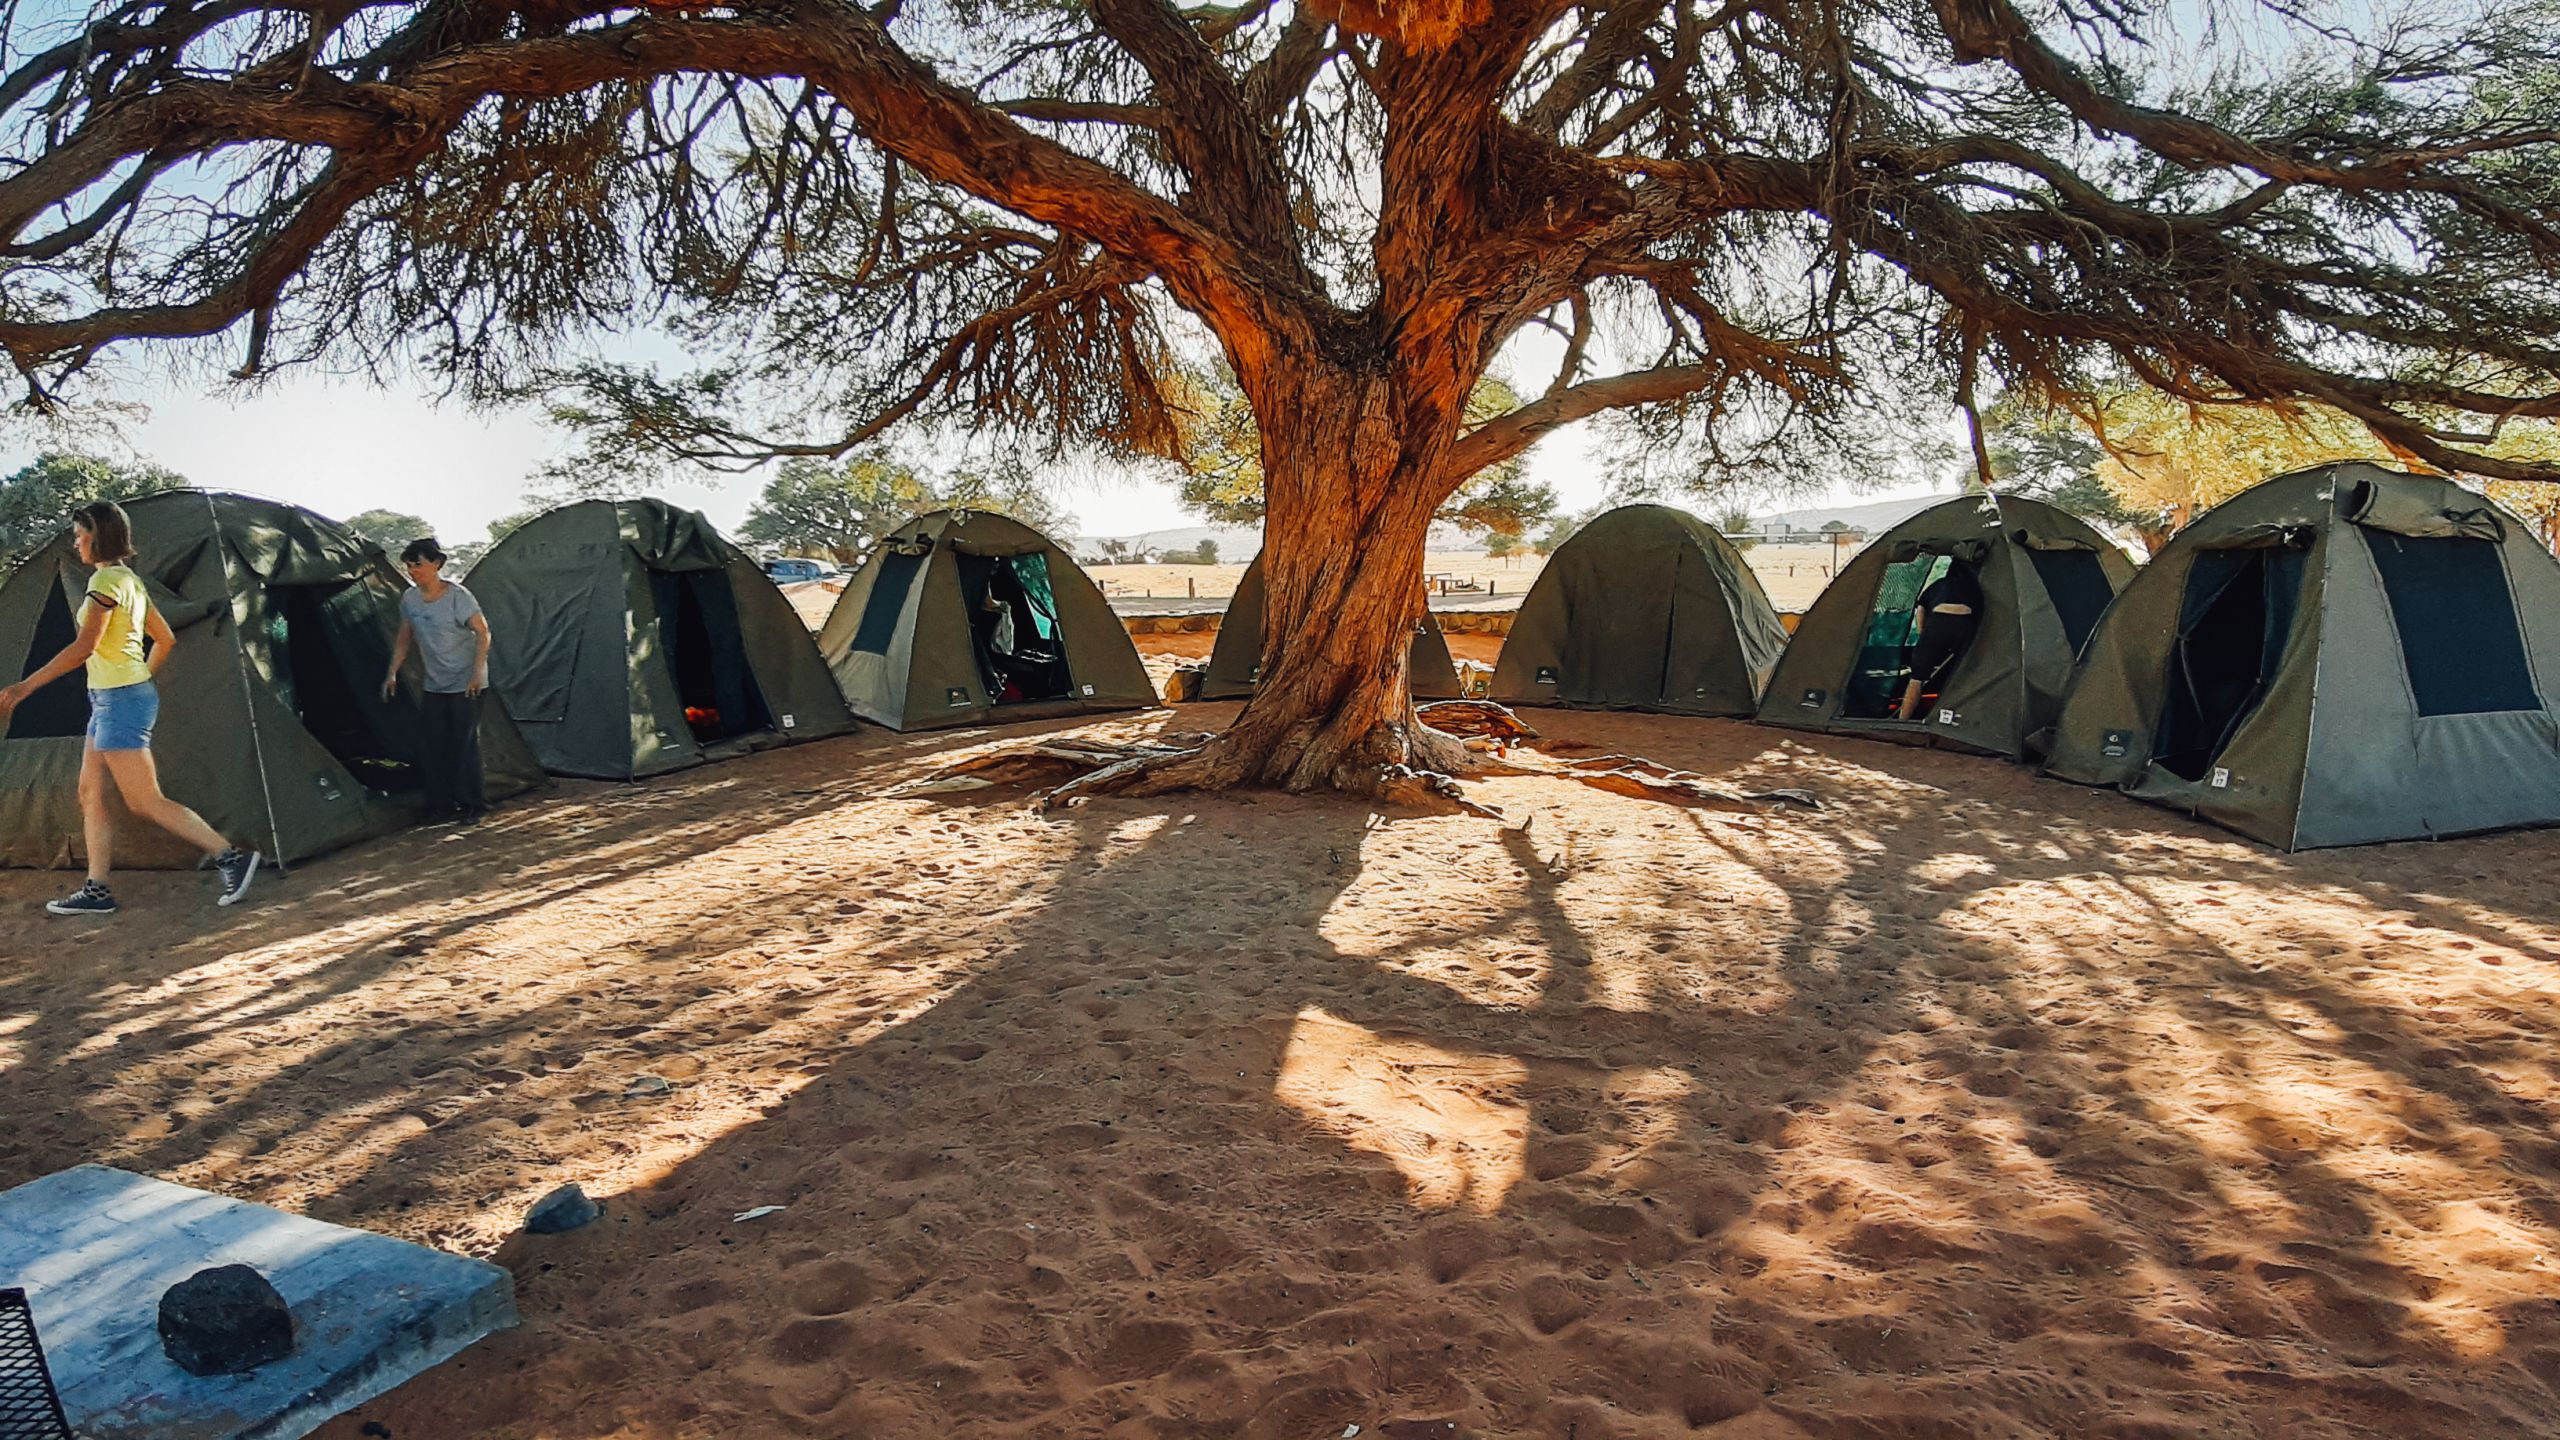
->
<box><xmin>0</xmin><ymin>501</ymin><xmax>262</xmax><ymax>914</ymax></box>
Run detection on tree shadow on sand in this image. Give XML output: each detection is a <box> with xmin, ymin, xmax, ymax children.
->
<box><xmin>9</xmin><ymin>710</ymin><xmax>2560</xmax><ymax>1439</ymax></box>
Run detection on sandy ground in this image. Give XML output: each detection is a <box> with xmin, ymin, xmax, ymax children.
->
<box><xmin>1091</xmin><ymin>544</ymin><xmax>1856</xmax><ymax>614</ymax></box>
<box><xmin>7</xmin><ymin>709</ymin><xmax>2560</xmax><ymax>1439</ymax></box>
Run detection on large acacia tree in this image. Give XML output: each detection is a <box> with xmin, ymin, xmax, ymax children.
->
<box><xmin>2</xmin><ymin>0</ymin><xmax>2557</xmax><ymax>794</ymax></box>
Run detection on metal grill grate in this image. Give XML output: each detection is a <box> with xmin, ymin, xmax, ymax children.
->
<box><xmin>0</xmin><ymin>1289</ymin><xmax>72</xmax><ymax>1440</ymax></box>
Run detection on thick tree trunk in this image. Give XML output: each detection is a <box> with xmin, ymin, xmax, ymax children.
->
<box><xmin>1131</xmin><ymin>364</ymin><xmax>1478</xmax><ymax>797</ymax></box>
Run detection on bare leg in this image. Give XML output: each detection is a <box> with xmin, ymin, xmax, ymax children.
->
<box><xmin>1896</xmin><ymin>678</ymin><xmax>1924</xmax><ymax>721</ymax></box>
<box><xmin>78</xmin><ymin>743</ymin><xmax>114</xmax><ymax>883</ymax></box>
<box><xmin>98</xmin><ymin>748</ymin><xmax>230</xmax><ymax>857</ymax></box>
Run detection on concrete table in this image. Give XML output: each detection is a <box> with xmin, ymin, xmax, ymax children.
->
<box><xmin>0</xmin><ymin>1166</ymin><xmax>517</xmax><ymax>1440</ymax></box>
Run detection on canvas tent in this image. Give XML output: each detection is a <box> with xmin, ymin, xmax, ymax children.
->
<box><xmin>2046</xmin><ymin>463</ymin><xmax>2560</xmax><ymax>849</ymax></box>
<box><xmin>817</xmin><ymin>509</ymin><xmax>1154</xmax><ymax>731</ymax></box>
<box><xmin>1202</xmin><ymin>556</ymin><xmax>1465</xmax><ymax>701</ymax></box>
<box><xmin>469</xmin><ymin>499</ymin><xmax>854</xmax><ymax>778</ymax></box>
<box><xmin>0</xmin><ymin>490</ymin><xmax>546</xmax><ymax>868</ymax></box>
<box><xmin>1755</xmin><ymin>493</ymin><xmax>2134</xmax><ymax>758</ymax></box>
<box><xmin>1490</xmin><ymin>504</ymin><xmax>1788</xmax><ymax>715</ymax></box>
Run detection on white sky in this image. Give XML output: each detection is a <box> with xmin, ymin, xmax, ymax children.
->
<box><xmin>0</xmin><ymin>367</ymin><xmax>1949</xmax><ymax>545</ymax></box>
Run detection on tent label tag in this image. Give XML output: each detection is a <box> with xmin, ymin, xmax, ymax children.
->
<box><xmin>1081</xmin><ymin>684</ymin><xmax>1096</xmax><ymax>697</ymax></box>
<box><xmin>2101</xmin><ymin>730</ymin><xmax>2132</xmax><ymax>758</ymax></box>
<box><xmin>1536</xmin><ymin>667</ymin><xmax>1558</xmax><ymax>685</ymax></box>
<box><xmin>1798</xmin><ymin>688</ymin><xmax>1825</xmax><ymax>709</ymax></box>
<box><xmin>1936</xmin><ymin>708</ymin><xmax>1959</xmax><ymax>726</ymax></box>
<box><xmin>946</xmin><ymin>688</ymin><xmax>972</xmax><ymax>708</ymax></box>
<box><xmin>2210</xmin><ymin>767</ymin><xmax>2232</xmax><ymax>788</ymax></box>
<box><xmin>780</xmin><ymin>714</ymin><xmax>796</xmax><ymax>729</ymax></box>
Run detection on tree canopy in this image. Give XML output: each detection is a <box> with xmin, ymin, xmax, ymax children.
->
<box><xmin>739</xmin><ymin>450</ymin><xmax>1073</xmax><ymax>562</ymax></box>
<box><xmin>3</xmin><ymin>0</ymin><xmax>2558</xmax><ymax>790</ymax></box>
<box><xmin>0</xmin><ymin>453</ymin><xmax>184</xmax><ymax>564</ymax></box>
<box><xmin>344</xmin><ymin>508</ymin><xmax>438</xmax><ymax>554</ymax></box>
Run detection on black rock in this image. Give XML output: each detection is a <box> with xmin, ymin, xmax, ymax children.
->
<box><xmin>525</xmin><ymin>1183</ymin><xmax>601</xmax><ymax>1234</ymax></box>
<box><xmin>158</xmin><ymin>1264</ymin><xmax>294</xmax><ymax>1377</ymax></box>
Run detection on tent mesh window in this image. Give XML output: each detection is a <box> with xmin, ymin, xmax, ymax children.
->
<box><xmin>849</xmin><ymin>549</ymin><xmax>926</xmax><ymax>656</ymax></box>
<box><xmin>8</xmin><ymin>583</ymin><xmax>88</xmax><ymax>739</ymax></box>
<box><xmin>2027</xmin><ymin>548</ymin><xmax>2116</xmax><ymax>656</ymax></box>
<box><xmin>1842</xmin><ymin>554</ymin><xmax>1946</xmax><ymax>718</ymax></box>
<box><xmin>2363</xmin><ymin>532</ymin><xmax>2542</xmax><ymax>716</ymax></box>
<box><xmin>0</xmin><ymin>1288</ymin><xmax>72</xmax><ymax>1440</ymax></box>
<box><xmin>271</xmin><ymin>582</ymin><xmax>418</xmax><ymax>793</ymax></box>
<box><xmin>650</xmin><ymin>571</ymin><xmax>774</xmax><ymax>743</ymax></box>
<box><xmin>956</xmin><ymin>553</ymin><xmax>1074</xmax><ymax>704</ymax></box>
<box><xmin>2155</xmin><ymin>545</ymin><xmax>2307</xmax><ymax>780</ymax></box>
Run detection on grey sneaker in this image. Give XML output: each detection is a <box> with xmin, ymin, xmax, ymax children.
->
<box><xmin>212</xmin><ymin>848</ymin><xmax>262</xmax><ymax>907</ymax></box>
<box><xmin>46</xmin><ymin>880</ymin><xmax>117</xmax><ymax>916</ymax></box>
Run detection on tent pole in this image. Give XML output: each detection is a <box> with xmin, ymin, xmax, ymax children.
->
<box><xmin>201</xmin><ymin>491</ymin><xmax>289</xmax><ymax>874</ymax></box>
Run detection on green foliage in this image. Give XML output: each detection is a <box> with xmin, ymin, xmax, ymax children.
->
<box><xmin>0</xmin><ymin>452</ymin><xmax>185</xmax><ymax>566</ymax></box>
<box><xmin>344</xmin><ymin>508</ymin><xmax>437</xmax><ymax>554</ymax></box>
<box><xmin>1713</xmin><ymin>507</ymin><xmax>1759</xmax><ymax>552</ymax></box>
<box><xmin>1485</xmin><ymin>531</ymin><xmax>1521</xmax><ymax>559</ymax></box>
<box><xmin>1530</xmin><ymin>512</ymin><xmax>1585</xmax><ymax>556</ymax></box>
<box><xmin>740</xmin><ymin>449</ymin><xmax>1074</xmax><ymax>564</ymax></box>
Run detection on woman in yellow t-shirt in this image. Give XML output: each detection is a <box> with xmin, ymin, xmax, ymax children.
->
<box><xmin>0</xmin><ymin>501</ymin><xmax>262</xmax><ymax>915</ymax></box>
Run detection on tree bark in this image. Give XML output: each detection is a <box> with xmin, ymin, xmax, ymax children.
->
<box><xmin>1127</xmin><ymin>364</ymin><xmax>1478</xmax><ymax>797</ymax></box>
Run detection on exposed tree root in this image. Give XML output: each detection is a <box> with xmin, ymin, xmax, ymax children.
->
<box><xmin>886</xmin><ymin>701</ymin><xmax>1818</xmax><ymax>824</ymax></box>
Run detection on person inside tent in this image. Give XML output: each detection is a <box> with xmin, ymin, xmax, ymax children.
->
<box><xmin>0</xmin><ymin>501</ymin><xmax>263</xmax><ymax>914</ymax></box>
<box><xmin>1896</xmin><ymin>556</ymin><xmax>1984</xmax><ymax>720</ymax></box>
<box><xmin>384</xmin><ymin>537</ymin><xmax>493</xmax><ymax>823</ymax></box>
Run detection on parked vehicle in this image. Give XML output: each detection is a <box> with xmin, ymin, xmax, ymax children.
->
<box><xmin>765</xmin><ymin>558</ymin><xmax>842</xmax><ymax>583</ymax></box>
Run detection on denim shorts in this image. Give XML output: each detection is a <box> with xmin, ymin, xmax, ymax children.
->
<box><xmin>88</xmin><ymin>681</ymin><xmax>159</xmax><ymax>752</ymax></box>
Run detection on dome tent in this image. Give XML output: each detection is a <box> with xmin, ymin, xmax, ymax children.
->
<box><xmin>468</xmin><ymin>499</ymin><xmax>854</xmax><ymax>778</ymax></box>
<box><xmin>1201</xmin><ymin>556</ymin><xmax>1464</xmax><ymax>701</ymax></box>
<box><xmin>817</xmin><ymin>509</ymin><xmax>1154</xmax><ymax>731</ymax></box>
<box><xmin>0</xmin><ymin>490</ymin><xmax>547</xmax><ymax>868</ymax></box>
<box><xmin>1490</xmin><ymin>504</ymin><xmax>1787</xmax><ymax>715</ymax></box>
<box><xmin>1755</xmin><ymin>493</ymin><xmax>2134</xmax><ymax>759</ymax></box>
<box><xmin>2046</xmin><ymin>463</ymin><xmax>2560</xmax><ymax>849</ymax></box>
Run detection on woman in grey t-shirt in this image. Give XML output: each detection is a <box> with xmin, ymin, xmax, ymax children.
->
<box><xmin>384</xmin><ymin>537</ymin><xmax>493</xmax><ymax>821</ymax></box>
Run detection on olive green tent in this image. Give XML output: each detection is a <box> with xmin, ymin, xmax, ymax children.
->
<box><xmin>0</xmin><ymin>490</ymin><xmax>546</xmax><ymax>868</ymax></box>
<box><xmin>2046</xmin><ymin>463</ymin><xmax>2560</xmax><ymax>849</ymax></box>
<box><xmin>1490</xmin><ymin>504</ymin><xmax>1787</xmax><ymax>715</ymax></box>
<box><xmin>1755</xmin><ymin>493</ymin><xmax>2134</xmax><ymax>758</ymax></box>
<box><xmin>817</xmin><ymin>509</ymin><xmax>1155</xmax><ymax>731</ymax></box>
<box><xmin>470</xmin><ymin>499</ymin><xmax>854</xmax><ymax>778</ymax></box>
<box><xmin>1201</xmin><ymin>556</ymin><xmax>1464</xmax><ymax>700</ymax></box>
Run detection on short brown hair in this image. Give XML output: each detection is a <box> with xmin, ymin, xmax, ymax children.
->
<box><xmin>72</xmin><ymin>501</ymin><xmax>136</xmax><ymax>563</ymax></box>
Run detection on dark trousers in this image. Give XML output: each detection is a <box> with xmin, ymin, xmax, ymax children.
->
<box><xmin>420</xmin><ymin>691</ymin><xmax>486</xmax><ymax>817</ymax></box>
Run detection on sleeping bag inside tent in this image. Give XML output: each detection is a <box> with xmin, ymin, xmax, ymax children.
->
<box><xmin>817</xmin><ymin>509</ymin><xmax>1155</xmax><ymax>731</ymax></box>
<box><xmin>1490</xmin><ymin>504</ymin><xmax>1788</xmax><ymax>715</ymax></box>
<box><xmin>2046</xmin><ymin>463</ymin><xmax>2560</xmax><ymax>849</ymax></box>
<box><xmin>468</xmin><ymin>499</ymin><xmax>854</xmax><ymax>778</ymax></box>
<box><xmin>0</xmin><ymin>490</ymin><xmax>546</xmax><ymax>867</ymax></box>
<box><xmin>1201</xmin><ymin>556</ymin><xmax>1465</xmax><ymax>701</ymax></box>
<box><xmin>1754</xmin><ymin>493</ymin><xmax>2134</xmax><ymax>758</ymax></box>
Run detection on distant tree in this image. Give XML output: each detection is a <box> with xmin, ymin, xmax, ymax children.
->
<box><xmin>447</xmin><ymin>505</ymin><xmax>547</xmax><ymax>577</ymax></box>
<box><xmin>1714</xmin><ymin>507</ymin><xmax>1759</xmax><ymax>552</ymax></box>
<box><xmin>345</xmin><ymin>508</ymin><xmax>438</xmax><ymax>555</ymax></box>
<box><xmin>0</xmin><ymin>453</ymin><xmax>185</xmax><ymax>565</ymax></box>
<box><xmin>1175</xmin><ymin>370</ymin><xmax>1558</xmax><ymax>538</ymax></box>
<box><xmin>1819</xmin><ymin>520</ymin><xmax>1849</xmax><ymax>535</ymax></box>
<box><xmin>1485</xmin><ymin>531</ymin><xmax>1521</xmax><ymax>562</ymax></box>
<box><xmin>741</xmin><ymin>452</ymin><xmax>926</xmax><ymax>564</ymax></box>
<box><xmin>1095</xmin><ymin>538</ymin><xmax>1137</xmax><ymax>566</ymax></box>
<box><xmin>738</xmin><ymin>450</ymin><xmax>1073</xmax><ymax>564</ymax></box>
<box><xmin>1530</xmin><ymin>513</ymin><xmax>1585</xmax><ymax>558</ymax></box>
<box><xmin>1196</xmin><ymin>539</ymin><xmax>1219</xmax><ymax>565</ymax></box>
